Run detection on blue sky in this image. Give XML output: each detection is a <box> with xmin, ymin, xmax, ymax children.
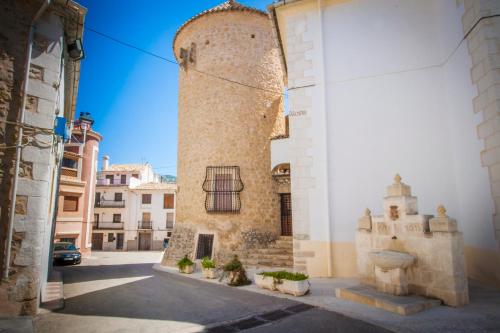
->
<box><xmin>77</xmin><ymin>0</ymin><xmax>273</xmax><ymax>176</ymax></box>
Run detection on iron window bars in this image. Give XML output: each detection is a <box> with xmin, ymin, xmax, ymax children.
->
<box><xmin>203</xmin><ymin>166</ymin><xmax>244</xmax><ymax>213</ymax></box>
<box><xmin>196</xmin><ymin>234</ymin><xmax>214</xmax><ymax>259</ymax></box>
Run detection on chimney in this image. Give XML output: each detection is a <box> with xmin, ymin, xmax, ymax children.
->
<box><xmin>102</xmin><ymin>155</ymin><xmax>109</xmax><ymax>171</ymax></box>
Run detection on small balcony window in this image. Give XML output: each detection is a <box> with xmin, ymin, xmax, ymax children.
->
<box><xmin>164</xmin><ymin>193</ymin><xmax>174</xmax><ymax>209</ymax></box>
<box><xmin>202</xmin><ymin>166</ymin><xmax>243</xmax><ymax>213</ymax></box>
<box><xmin>63</xmin><ymin>196</ymin><xmax>79</xmax><ymax>212</ymax></box>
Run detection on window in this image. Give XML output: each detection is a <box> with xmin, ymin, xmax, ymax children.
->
<box><xmin>196</xmin><ymin>234</ymin><xmax>214</xmax><ymax>259</ymax></box>
<box><xmin>120</xmin><ymin>174</ymin><xmax>127</xmax><ymax>184</ymax></box>
<box><xmin>106</xmin><ymin>175</ymin><xmax>114</xmax><ymax>184</ymax></box>
<box><xmin>62</xmin><ymin>157</ymin><xmax>78</xmax><ymax>169</ymax></box>
<box><xmin>132</xmin><ymin>173</ymin><xmax>139</xmax><ymax>179</ymax></box>
<box><xmin>142</xmin><ymin>194</ymin><xmax>152</xmax><ymax>204</ymax></box>
<box><xmin>167</xmin><ymin>232</ymin><xmax>172</xmax><ymax>237</ymax></box>
<box><xmin>114</xmin><ymin>192</ymin><xmax>123</xmax><ymax>202</ymax></box>
<box><xmin>112</xmin><ymin>214</ymin><xmax>121</xmax><ymax>223</ymax></box>
<box><xmin>164</xmin><ymin>194</ymin><xmax>174</xmax><ymax>209</ymax></box>
<box><xmin>202</xmin><ymin>166</ymin><xmax>243</xmax><ymax>213</ymax></box>
<box><xmin>63</xmin><ymin>196</ymin><xmax>79</xmax><ymax>212</ymax></box>
<box><xmin>95</xmin><ymin>192</ymin><xmax>101</xmax><ymax>206</ymax></box>
<box><xmin>142</xmin><ymin>212</ymin><xmax>151</xmax><ymax>222</ymax></box>
<box><xmin>59</xmin><ymin>238</ymin><xmax>76</xmax><ymax>245</ymax></box>
<box><xmin>108</xmin><ymin>233</ymin><xmax>114</xmax><ymax>242</ymax></box>
<box><xmin>166</xmin><ymin>213</ymin><xmax>174</xmax><ymax>229</ymax></box>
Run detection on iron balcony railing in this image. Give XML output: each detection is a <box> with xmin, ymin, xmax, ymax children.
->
<box><xmin>138</xmin><ymin>221</ymin><xmax>152</xmax><ymax>229</ymax></box>
<box><xmin>96</xmin><ymin>178</ymin><xmax>128</xmax><ymax>186</ymax></box>
<box><xmin>93</xmin><ymin>221</ymin><xmax>124</xmax><ymax>230</ymax></box>
<box><xmin>95</xmin><ymin>200</ymin><xmax>125</xmax><ymax>208</ymax></box>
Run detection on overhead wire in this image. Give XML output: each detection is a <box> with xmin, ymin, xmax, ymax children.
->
<box><xmin>84</xmin><ymin>26</ymin><xmax>287</xmax><ymax>96</ymax></box>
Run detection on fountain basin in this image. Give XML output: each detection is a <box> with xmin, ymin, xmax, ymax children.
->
<box><xmin>369</xmin><ymin>250</ymin><xmax>415</xmax><ymax>271</ymax></box>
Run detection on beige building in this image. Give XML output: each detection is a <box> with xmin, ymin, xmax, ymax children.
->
<box><xmin>162</xmin><ymin>0</ymin><xmax>292</xmax><ymax>267</ymax></box>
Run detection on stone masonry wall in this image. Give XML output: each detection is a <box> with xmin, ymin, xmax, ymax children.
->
<box><xmin>163</xmin><ymin>10</ymin><xmax>285</xmax><ymax>266</ymax></box>
<box><xmin>462</xmin><ymin>1</ymin><xmax>500</xmax><ymax>248</ymax></box>
<box><xmin>0</xmin><ymin>1</ymin><xmax>69</xmax><ymax>316</ymax></box>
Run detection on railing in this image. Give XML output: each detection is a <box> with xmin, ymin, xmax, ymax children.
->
<box><xmin>93</xmin><ymin>221</ymin><xmax>124</xmax><ymax>230</ymax></box>
<box><xmin>96</xmin><ymin>178</ymin><xmax>128</xmax><ymax>186</ymax></box>
<box><xmin>95</xmin><ymin>200</ymin><xmax>125</xmax><ymax>208</ymax></box>
<box><xmin>138</xmin><ymin>221</ymin><xmax>152</xmax><ymax>229</ymax></box>
<box><xmin>61</xmin><ymin>167</ymin><xmax>78</xmax><ymax>177</ymax></box>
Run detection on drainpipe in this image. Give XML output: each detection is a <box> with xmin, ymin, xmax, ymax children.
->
<box><xmin>3</xmin><ymin>0</ymin><xmax>52</xmax><ymax>280</ymax></box>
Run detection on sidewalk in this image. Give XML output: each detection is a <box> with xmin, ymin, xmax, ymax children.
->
<box><xmin>153</xmin><ymin>264</ymin><xmax>500</xmax><ymax>333</ymax></box>
<box><xmin>0</xmin><ymin>317</ymin><xmax>34</xmax><ymax>333</ymax></box>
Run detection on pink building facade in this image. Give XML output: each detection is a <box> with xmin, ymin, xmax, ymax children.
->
<box><xmin>54</xmin><ymin>113</ymin><xmax>102</xmax><ymax>257</ymax></box>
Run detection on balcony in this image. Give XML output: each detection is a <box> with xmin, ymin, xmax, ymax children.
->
<box><xmin>93</xmin><ymin>221</ymin><xmax>124</xmax><ymax>230</ymax></box>
<box><xmin>95</xmin><ymin>200</ymin><xmax>125</xmax><ymax>208</ymax></box>
<box><xmin>96</xmin><ymin>178</ymin><xmax>128</xmax><ymax>186</ymax></box>
<box><xmin>138</xmin><ymin>221</ymin><xmax>152</xmax><ymax>229</ymax></box>
<box><xmin>61</xmin><ymin>167</ymin><xmax>78</xmax><ymax>178</ymax></box>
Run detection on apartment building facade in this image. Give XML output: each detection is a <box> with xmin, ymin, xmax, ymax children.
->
<box><xmin>54</xmin><ymin>113</ymin><xmax>101</xmax><ymax>257</ymax></box>
<box><xmin>93</xmin><ymin>157</ymin><xmax>176</xmax><ymax>251</ymax></box>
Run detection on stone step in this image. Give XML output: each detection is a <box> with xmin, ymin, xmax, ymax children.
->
<box><xmin>242</xmin><ymin>258</ymin><xmax>294</xmax><ymax>267</ymax></box>
<box><xmin>278</xmin><ymin>236</ymin><xmax>293</xmax><ymax>241</ymax></box>
<box><xmin>255</xmin><ymin>248</ymin><xmax>293</xmax><ymax>255</ymax></box>
<box><xmin>269</xmin><ymin>241</ymin><xmax>292</xmax><ymax>249</ymax></box>
<box><xmin>246</xmin><ymin>253</ymin><xmax>292</xmax><ymax>260</ymax></box>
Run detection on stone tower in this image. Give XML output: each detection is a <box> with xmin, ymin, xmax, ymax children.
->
<box><xmin>162</xmin><ymin>0</ymin><xmax>285</xmax><ymax>266</ymax></box>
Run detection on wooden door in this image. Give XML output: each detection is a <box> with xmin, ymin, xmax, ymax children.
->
<box><xmin>280</xmin><ymin>194</ymin><xmax>293</xmax><ymax>236</ymax></box>
<box><xmin>92</xmin><ymin>233</ymin><xmax>103</xmax><ymax>250</ymax></box>
<box><xmin>138</xmin><ymin>233</ymin><xmax>151</xmax><ymax>251</ymax></box>
<box><xmin>116</xmin><ymin>233</ymin><xmax>124</xmax><ymax>250</ymax></box>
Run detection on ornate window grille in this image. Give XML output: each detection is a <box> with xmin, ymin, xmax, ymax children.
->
<box><xmin>196</xmin><ymin>234</ymin><xmax>214</xmax><ymax>259</ymax></box>
<box><xmin>203</xmin><ymin>166</ymin><xmax>244</xmax><ymax>213</ymax></box>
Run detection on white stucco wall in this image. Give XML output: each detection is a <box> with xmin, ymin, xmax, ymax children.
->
<box><xmin>276</xmin><ymin>0</ymin><xmax>495</xmax><ymax>251</ymax></box>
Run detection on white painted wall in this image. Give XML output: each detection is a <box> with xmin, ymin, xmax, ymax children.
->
<box><xmin>275</xmin><ymin>0</ymin><xmax>495</xmax><ymax>250</ymax></box>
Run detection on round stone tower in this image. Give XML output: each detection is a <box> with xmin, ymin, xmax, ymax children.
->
<box><xmin>162</xmin><ymin>0</ymin><xmax>285</xmax><ymax>266</ymax></box>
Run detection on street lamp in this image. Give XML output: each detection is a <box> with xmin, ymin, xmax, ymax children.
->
<box><xmin>67</xmin><ymin>38</ymin><xmax>84</xmax><ymax>60</ymax></box>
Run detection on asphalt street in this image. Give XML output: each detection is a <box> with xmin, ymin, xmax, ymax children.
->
<box><xmin>34</xmin><ymin>251</ymin><xmax>391</xmax><ymax>333</ymax></box>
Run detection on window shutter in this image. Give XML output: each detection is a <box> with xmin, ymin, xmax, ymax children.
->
<box><xmin>164</xmin><ymin>194</ymin><xmax>174</xmax><ymax>209</ymax></box>
<box><xmin>63</xmin><ymin>196</ymin><xmax>78</xmax><ymax>212</ymax></box>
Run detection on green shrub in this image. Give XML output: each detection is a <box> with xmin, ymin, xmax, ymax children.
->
<box><xmin>177</xmin><ymin>255</ymin><xmax>194</xmax><ymax>269</ymax></box>
<box><xmin>259</xmin><ymin>271</ymin><xmax>309</xmax><ymax>282</ymax></box>
<box><xmin>220</xmin><ymin>255</ymin><xmax>251</xmax><ymax>287</ymax></box>
<box><xmin>201</xmin><ymin>256</ymin><xmax>216</xmax><ymax>269</ymax></box>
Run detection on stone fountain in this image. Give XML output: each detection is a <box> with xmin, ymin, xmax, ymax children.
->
<box><xmin>337</xmin><ymin>175</ymin><xmax>469</xmax><ymax>315</ymax></box>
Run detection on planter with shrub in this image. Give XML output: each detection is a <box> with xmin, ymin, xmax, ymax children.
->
<box><xmin>201</xmin><ymin>256</ymin><xmax>217</xmax><ymax>279</ymax></box>
<box><xmin>256</xmin><ymin>271</ymin><xmax>310</xmax><ymax>296</ymax></box>
<box><xmin>177</xmin><ymin>255</ymin><xmax>194</xmax><ymax>274</ymax></box>
<box><xmin>220</xmin><ymin>255</ymin><xmax>251</xmax><ymax>286</ymax></box>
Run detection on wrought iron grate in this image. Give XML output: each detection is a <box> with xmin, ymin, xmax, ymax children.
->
<box><xmin>196</xmin><ymin>234</ymin><xmax>214</xmax><ymax>259</ymax></box>
<box><xmin>203</xmin><ymin>166</ymin><xmax>243</xmax><ymax>213</ymax></box>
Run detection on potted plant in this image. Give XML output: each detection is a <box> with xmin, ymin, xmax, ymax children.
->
<box><xmin>201</xmin><ymin>256</ymin><xmax>217</xmax><ymax>279</ymax></box>
<box><xmin>254</xmin><ymin>272</ymin><xmax>277</xmax><ymax>291</ymax></box>
<box><xmin>221</xmin><ymin>255</ymin><xmax>251</xmax><ymax>286</ymax></box>
<box><xmin>177</xmin><ymin>255</ymin><xmax>194</xmax><ymax>274</ymax></box>
<box><xmin>257</xmin><ymin>271</ymin><xmax>310</xmax><ymax>296</ymax></box>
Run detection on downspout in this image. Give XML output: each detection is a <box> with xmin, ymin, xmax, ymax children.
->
<box><xmin>317</xmin><ymin>0</ymin><xmax>333</xmax><ymax>277</ymax></box>
<box><xmin>3</xmin><ymin>0</ymin><xmax>52</xmax><ymax>280</ymax></box>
